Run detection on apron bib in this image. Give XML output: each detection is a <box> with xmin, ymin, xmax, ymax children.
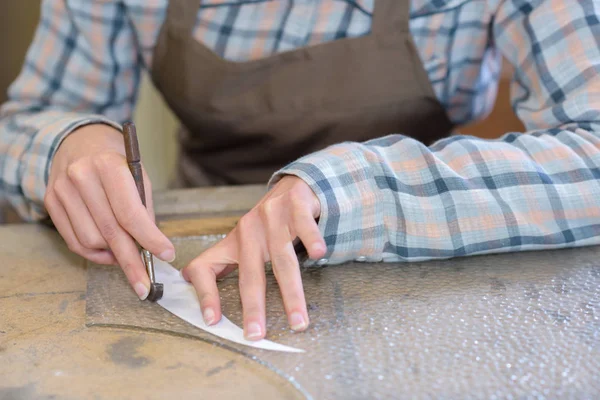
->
<box><xmin>151</xmin><ymin>0</ymin><xmax>453</xmax><ymax>186</ymax></box>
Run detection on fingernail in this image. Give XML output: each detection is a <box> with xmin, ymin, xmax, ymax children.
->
<box><xmin>290</xmin><ymin>312</ymin><xmax>307</xmax><ymax>331</ymax></box>
<box><xmin>245</xmin><ymin>322</ymin><xmax>263</xmax><ymax>340</ymax></box>
<box><xmin>158</xmin><ymin>249</ymin><xmax>176</xmax><ymax>263</ymax></box>
<box><xmin>134</xmin><ymin>282</ymin><xmax>149</xmax><ymax>300</ymax></box>
<box><xmin>311</xmin><ymin>242</ymin><xmax>326</xmax><ymax>255</ymax></box>
<box><xmin>203</xmin><ymin>308</ymin><xmax>215</xmax><ymax>325</ymax></box>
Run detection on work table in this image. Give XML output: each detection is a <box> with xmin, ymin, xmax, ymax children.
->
<box><xmin>1</xmin><ymin>185</ymin><xmax>300</xmax><ymax>399</ymax></box>
<box><xmin>1</xmin><ymin>185</ymin><xmax>599</xmax><ymax>399</ymax></box>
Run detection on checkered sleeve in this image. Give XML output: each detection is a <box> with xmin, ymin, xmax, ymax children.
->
<box><xmin>0</xmin><ymin>0</ymin><xmax>141</xmax><ymax>221</ymax></box>
<box><xmin>272</xmin><ymin>0</ymin><xmax>600</xmax><ymax>265</ymax></box>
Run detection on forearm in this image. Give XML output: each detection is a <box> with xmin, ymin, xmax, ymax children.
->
<box><xmin>274</xmin><ymin>127</ymin><xmax>600</xmax><ymax>264</ymax></box>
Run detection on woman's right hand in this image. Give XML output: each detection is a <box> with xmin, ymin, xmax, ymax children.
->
<box><xmin>44</xmin><ymin>124</ymin><xmax>175</xmax><ymax>300</ymax></box>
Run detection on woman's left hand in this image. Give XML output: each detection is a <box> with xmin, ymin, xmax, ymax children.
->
<box><xmin>182</xmin><ymin>175</ymin><xmax>326</xmax><ymax>340</ymax></box>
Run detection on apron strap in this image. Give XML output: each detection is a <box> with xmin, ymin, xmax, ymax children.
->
<box><xmin>166</xmin><ymin>0</ymin><xmax>203</xmax><ymax>35</ymax></box>
<box><xmin>372</xmin><ymin>0</ymin><xmax>410</xmax><ymax>35</ymax></box>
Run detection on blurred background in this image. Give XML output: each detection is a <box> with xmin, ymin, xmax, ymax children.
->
<box><xmin>1</xmin><ymin>1</ymin><xmax>524</xmax><ymax>220</ymax></box>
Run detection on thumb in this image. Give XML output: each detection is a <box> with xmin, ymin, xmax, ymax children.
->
<box><xmin>182</xmin><ymin>233</ymin><xmax>239</xmax><ymax>282</ymax></box>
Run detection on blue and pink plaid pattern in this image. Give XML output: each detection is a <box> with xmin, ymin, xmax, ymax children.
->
<box><xmin>1</xmin><ymin>0</ymin><xmax>599</xmax><ymax>264</ymax></box>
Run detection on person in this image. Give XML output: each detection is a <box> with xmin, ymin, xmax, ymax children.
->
<box><xmin>1</xmin><ymin>0</ymin><xmax>599</xmax><ymax>341</ymax></box>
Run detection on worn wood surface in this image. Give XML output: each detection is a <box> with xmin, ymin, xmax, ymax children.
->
<box><xmin>0</xmin><ymin>186</ymin><xmax>306</xmax><ymax>400</ymax></box>
<box><xmin>3</xmin><ymin>185</ymin><xmax>600</xmax><ymax>398</ymax></box>
<box><xmin>154</xmin><ymin>185</ymin><xmax>264</xmax><ymax>237</ymax></box>
<box><xmin>158</xmin><ymin>215</ymin><xmax>240</xmax><ymax>237</ymax></box>
<box><xmin>153</xmin><ymin>184</ymin><xmax>264</xmax><ymax>219</ymax></box>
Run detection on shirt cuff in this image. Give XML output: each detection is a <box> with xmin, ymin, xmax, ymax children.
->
<box><xmin>20</xmin><ymin>114</ymin><xmax>121</xmax><ymax>220</ymax></box>
<box><xmin>268</xmin><ymin>142</ymin><xmax>389</xmax><ymax>267</ymax></box>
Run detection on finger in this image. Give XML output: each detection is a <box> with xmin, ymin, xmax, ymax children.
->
<box><xmin>183</xmin><ymin>236</ymin><xmax>238</xmax><ymax>281</ymax></box>
<box><xmin>54</xmin><ymin>178</ymin><xmax>108</xmax><ymax>250</ymax></box>
<box><xmin>236</xmin><ymin>215</ymin><xmax>267</xmax><ymax>340</ymax></box>
<box><xmin>93</xmin><ymin>154</ymin><xmax>174</xmax><ymax>262</ymax></box>
<box><xmin>45</xmin><ymin>193</ymin><xmax>117</xmax><ymax>265</ymax></box>
<box><xmin>263</xmin><ymin>199</ymin><xmax>309</xmax><ymax>331</ymax></box>
<box><xmin>184</xmin><ymin>236</ymin><xmax>238</xmax><ymax>326</ymax></box>
<box><xmin>69</xmin><ymin>171</ymin><xmax>151</xmax><ymax>300</ymax></box>
<box><xmin>291</xmin><ymin>201</ymin><xmax>327</xmax><ymax>260</ymax></box>
<box><xmin>142</xmin><ymin>167</ymin><xmax>156</xmax><ymax>223</ymax></box>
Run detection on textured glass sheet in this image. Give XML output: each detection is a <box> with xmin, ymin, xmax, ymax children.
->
<box><xmin>86</xmin><ymin>236</ymin><xmax>600</xmax><ymax>399</ymax></box>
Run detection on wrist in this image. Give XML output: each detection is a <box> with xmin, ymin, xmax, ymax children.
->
<box><xmin>271</xmin><ymin>143</ymin><xmax>388</xmax><ymax>265</ymax></box>
<box><xmin>55</xmin><ymin>123</ymin><xmax>124</xmax><ymax>162</ymax></box>
<box><xmin>66</xmin><ymin>123</ymin><xmax>123</xmax><ymax>148</ymax></box>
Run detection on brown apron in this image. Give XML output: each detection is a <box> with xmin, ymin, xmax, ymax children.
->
<box><xmin>151</xmin><ymin>0</ymin><xmax>454</xmax><ymax>187</ymax></box>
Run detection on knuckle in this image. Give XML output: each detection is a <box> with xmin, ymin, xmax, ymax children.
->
<box><xmin>52</xmin><ymin>178</ymin><xmax>71</xmax><ymax>202</ymax></box>
<box><xmin>239</xmin><ymin>268</ymin><xmax>266</xmax><ymax>289</ymax></box>
<box><xmin>79</xmin><ymin>233</ymin><xmax>105</xmax><ymax>250</ymax></box>
<box><xmin>188</xmin><ymin>252</ymin><xmax>213</xmax><ymax>270</ymax></box>
<box><xmin>287</xmin><ymin>188</ymin><xmax>308</xmax><ymax>212</ymax></box>
<box><xmin>78</xmin><ymin>236</ymin><xmax>94</xmax><ymax>249</ymax></box>
<box><xmin>199</xmin><ymin>293</ymin><xmax>216</xmax><ymax>306</ymax></box>
<box><xmin>66</xmin><ymin>242</ymin><xmax>77</xmax><ymax>253</ymax></box>
<box><xmin>288</xmin><ymin>191</ymin><xmax>304</xmax><ymax>209</ymax></box>
<box><xmin>52</xmin><ymin>177</ymin><xmax>68</xmax><ymax>193</ymax></box>
<box><xmin>241</xmin><ymin>304</ymin><xmax>262</xmax><ymax>319</ymax></box>
<box><xmin>99</xmin><ymin>221</ymin><xmax>120</xmax><ymax>242</ymax></box>
<box><xmin>271</xmin><ymin>252</ymin><xmax>292</xmax><ymax>269</ymax></box>
<box><xmin>43</xmin><ymin>189</ymin><xmax>55</xmax><ymax>208</ymax></box>
<box><xmin>92</xmin><ymin>152</ymin><xmax>117</xmax><ymax>173</ymax></box>
<box><xmin>281</xmin><ymin>287</ymin><xmax>303</xmax><ymax>305</ymax></box>
<box><xmin>260</xmin><ymin>198</ymin><xmax>278</xmax><ymax>218</ymax></box>
<box><xmin>66</xmin><ymin>161</ymin><xmax>89</xmax><ymax>182</ymax></box>
<box><xmin>236</xmin><ymin>213</ymin><xmax>257</xmax><ymax>233</ymax></box>
<box><xmin>185</xmin><ymin>258</ymin><xmax>202</xmax><ymax>271</ymax></box>
<box><xmin>116</xmin><ymin>206</ymin><xmax>144</xmax><ymax>230</ymax></box>
<box><xmin>120</xmin><ymin>261</ymin><xmax>136</xmax><ymax>276</ymax></box>
<box><xmin>66</xmin><ymin>241</ymin><xmax>84</xmax><ymax>256</ymax></box>
<box><xmin>288</xmin><ymin>183</ymin><xmax>305</xmax><ymax>199</ymax></box>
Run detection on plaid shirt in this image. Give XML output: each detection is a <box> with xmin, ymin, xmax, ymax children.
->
<box><xmin>1</xmin><ymin>0</ymin><xmax>599</xmax><ymax>264</ymax></box>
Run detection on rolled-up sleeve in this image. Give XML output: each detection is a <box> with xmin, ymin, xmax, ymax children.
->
<box><xmin>0</xmin><ymin>0</ymin><xmax>141</xmax><ymax>220</ymax></box>
<box><xmin>272</xmin><ymin>0</ymin><xmax>600</xmax><ymax>265</ymax></box>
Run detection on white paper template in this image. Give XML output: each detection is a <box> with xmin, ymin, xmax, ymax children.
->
<box><xmin>154</xmin><ymin>258</ymin><xmax>304</xmax><ymax>353</ymax></box>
